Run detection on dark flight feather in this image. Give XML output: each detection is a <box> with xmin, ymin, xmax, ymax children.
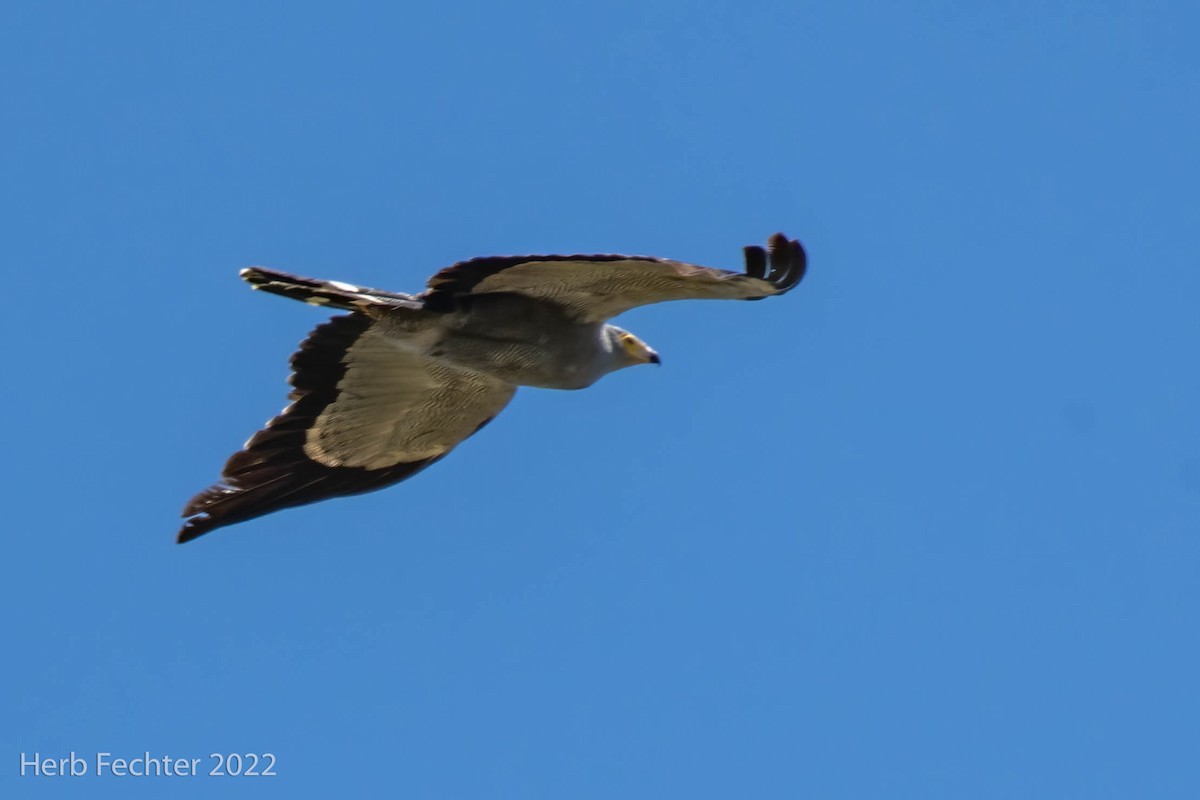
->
<box><xmin>178</xmin><ymin>315</ymin><xmax>443</xmax><ymax>542</ymax></box>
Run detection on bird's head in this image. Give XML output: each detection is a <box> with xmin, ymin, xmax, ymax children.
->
<box><xmin>606</xmin><ymin>326</ymin><xmax>661</xmax><ymax>370</ymax></box>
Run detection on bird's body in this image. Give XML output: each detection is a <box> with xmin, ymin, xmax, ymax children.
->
<box><xmin>381</xmin><ymin>293</ymin><xmax>622</xmax><ymax>390</ymax></box>
<box><xmin>179</xmin><ymin>234</ymin><xmax>806</xmax><ymax>542</ymax></box>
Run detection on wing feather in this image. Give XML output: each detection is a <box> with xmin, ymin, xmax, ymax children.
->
<box><xmin>179</xmin><ymin>314</ymin><xmax>514</xmax><ymax>542</ymax></box>
<box><xmin>422</xmin><ymin>233</ymin><xmax>805</xmax><ymax>322</ymax></box>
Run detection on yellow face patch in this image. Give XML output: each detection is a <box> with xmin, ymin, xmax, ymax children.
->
<box><xmin>619</xmin><ymin>333</ymin><xmax>658</xmax><ymax>364</ymax></box>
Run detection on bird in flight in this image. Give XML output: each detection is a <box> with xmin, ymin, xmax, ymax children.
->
<box><xmin>179</xmin><ymin>233</ymin><xmax>807</xmax><ymax>542</ymax></box>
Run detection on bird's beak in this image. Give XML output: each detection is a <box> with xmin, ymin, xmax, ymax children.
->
<box><xmin>647</xmin><ymin>349</ymin><xmax>661</xmax><ymax>366</ymax></box>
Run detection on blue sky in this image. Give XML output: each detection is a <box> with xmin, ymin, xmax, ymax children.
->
<box><xmin>3</xmin><ymin>1</ymin><xmax>1198</xmax><ymax>797</ymax></box>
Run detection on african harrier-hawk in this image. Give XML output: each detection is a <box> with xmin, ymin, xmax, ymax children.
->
<box><xmin>179</xmin><ymin>233</ymin><xmax>806</xmax><ymax>542</ymax></box>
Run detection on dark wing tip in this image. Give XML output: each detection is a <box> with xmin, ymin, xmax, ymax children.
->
<box><xmin>745</xmin><ymin>233</ymin><xmax>807</xmax><ymax>299</ymax></box>
<box><xmin>765</xmin><ymin>233</ymin><xmax>807</xmax><ymax>292</ymax></box>
<box><xmin>743</xmin><ymin>244</ymin><xmax>768</xmax><ymax>279</ymax></box>
<box><xmin>177</xmin><ymin>485</ymin><xmax>240</xmax><ymax>543</ymax></box>
<box><xmin>177</xmin><ymin>515</ymin><xmax>215</xmax><ymax>544</ymax></box>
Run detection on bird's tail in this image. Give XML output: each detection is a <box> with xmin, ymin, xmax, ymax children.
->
<box><xmin>240</xmin><ymin>267</ymin><xmax>423</xmax><ymax>312</ymax></box>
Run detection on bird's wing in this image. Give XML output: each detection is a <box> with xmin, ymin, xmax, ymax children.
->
<box><xmin>179</xmin><ymin>314</ymin><xmax>515</xmax><ymax>542</ymax></box>
<box><xmin>422</xmin><ymin>233</ymin><xmax>806</xmax><ymax>323</ymax></box>
<box><xmin>239</xmin><ymin>266</ymin><xmax>425</xmax><ymax>312</ymax></box>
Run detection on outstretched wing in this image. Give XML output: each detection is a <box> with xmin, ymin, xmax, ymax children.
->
<box><xmin>179</xmin><ymin>314</ymin><xmax>515</xmax><ymax>542</ymax></box>
<box><xmin>423</xmin><ymin>233</ymin><xmax>806</xmax><ymax>323</ymax></box>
